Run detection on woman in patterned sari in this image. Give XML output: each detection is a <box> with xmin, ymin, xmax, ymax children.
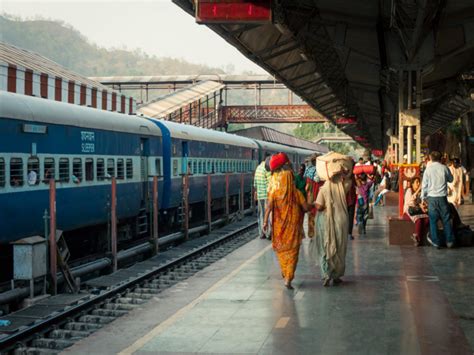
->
<box><xmin>263</xmin><ymin>153</ymin><xmax>312</xmax><ymax>289</ymax></box>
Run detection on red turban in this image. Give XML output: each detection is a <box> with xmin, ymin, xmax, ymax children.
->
<box><xmin>270</xmin><ymin>152</ymin><xmax>290</xmax><ymax>171</ymax></box>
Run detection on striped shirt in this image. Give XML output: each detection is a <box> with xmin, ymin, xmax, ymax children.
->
<box><xmin>254</xmin><ymin>161</ymin><xmax>271</xmax><ymax>200</ymax></box>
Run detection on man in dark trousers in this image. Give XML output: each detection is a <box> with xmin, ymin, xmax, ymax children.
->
<box><xmin>421</xmin><ymin>151</ymin><xmax>454</xmax><ymax>248</ymax></box>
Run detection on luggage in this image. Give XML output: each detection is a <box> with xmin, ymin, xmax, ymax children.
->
<box><xmin>316</xmin><ymin>152</ymin><xmax>352</xmax><ymax>181</ymax></box>
<box><xmin>455</xmin><ymin>226</ymin><xmax>473</xmax><ymax>247</ymax></box>
<box><xmin>353</xmin><ymin>165</ymin><xmax>375</xmax><ymax>175</ymax></box>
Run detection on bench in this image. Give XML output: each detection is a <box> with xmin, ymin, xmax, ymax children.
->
<box><xmin>388</xmin><ymin>216</ymin><xmax>425</xmax><ymax>245</ymax></box>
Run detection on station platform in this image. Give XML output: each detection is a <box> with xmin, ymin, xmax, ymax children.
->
<box><xmin>65</xmin><ymin>203</ymin><xmax>474</xmax><ymax>355</ymax></box>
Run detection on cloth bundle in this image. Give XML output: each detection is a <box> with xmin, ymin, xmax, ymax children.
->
<box><xmin>316</xmin><ymin>152</ymin><xmax>353</xmax><ymax>181</ymax></box>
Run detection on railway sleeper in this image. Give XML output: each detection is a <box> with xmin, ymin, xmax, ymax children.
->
<box><xmin>63</xmin><ymin>322</ymin><xmax>103</xmax><ymax>332</ymax></box>
<box><xmin>77</xmin><ymin>314</ymin><xmax>115</xmax><ymax>324</ymax></box>
<box><xmin>125</xmin><ymin>292</ymin><xmax>153</xmax><ymax>299</ymax></box>
<box><xmin>31</xmin><ymin>337</ymin><xmax>75</xmax><ymax>350</ymax></box>
<box><xmin>115</xmin><ymin>297</ymin><xmax>146</xmax><ymax>305</ymax></box>
<box><xmin>48</xmin><ymin>329</ymin><xmax>91</xmax><ymax>339</ymax></box>
<box><xmin>134</xmin><ymin>287</ymin><xmax>162</xmax><ymax>294</ymax></box>
<box><xmin>103</xmin><ymin>303</ymin><xmax>137</xmax><ymax>311</ymax></box>
<box><xmin>91</xmin><ymin>308</ymin><xmax>128</xmax><ymax>317</ymax></box>
<box><xmin>14</xmin><ymin>346</ymin><xmax>60</xmax><ymax>355</ymax></box>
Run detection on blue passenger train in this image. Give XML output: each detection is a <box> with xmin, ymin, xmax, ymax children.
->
<box><xmin>0</xmin><ymin>91</ymin><xmax>319</xmax><ymax>255</ymax></box>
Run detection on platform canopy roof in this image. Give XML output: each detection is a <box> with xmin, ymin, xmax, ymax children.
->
<box><xmin>137</xmin><ymin>80</ymin><xmax>225</xmax><ymax>118</ymax></box>
<box><xmin>173</xmin><ymin>0</ymin><xmax>474</xmax><ymax>149</ymax></box>
<box><xmin>232</xmin><ymin>125</ymin><xmax>328</xmax><ymax>154</ymax></box>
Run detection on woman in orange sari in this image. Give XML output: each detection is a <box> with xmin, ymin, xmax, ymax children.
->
<box><xmin>263</xmin><ymin>153</ymin><xmax>312</xmax><ymax>289</ymax></box>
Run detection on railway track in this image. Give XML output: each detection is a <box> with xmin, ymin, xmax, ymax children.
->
<box><xmin>0</xmin><ymin>219</ymin><xmax>257</xmax><ymax>354</ymax></box>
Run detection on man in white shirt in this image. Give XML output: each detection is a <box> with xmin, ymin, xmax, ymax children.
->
<box><xmin>421</xmin><ymin>151</ymin><xmax>454</xmax><ymax>248</ymax></box>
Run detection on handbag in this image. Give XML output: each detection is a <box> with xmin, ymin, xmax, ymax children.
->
<box><xmin>408</xmin><ymin>206</ymin><xmax>423</xmax><ymax>216</ymax></box>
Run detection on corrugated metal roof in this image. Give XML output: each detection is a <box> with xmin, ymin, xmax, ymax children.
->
<box><xmin>90</xmin><ymin>74</ymin><xmax>277</xmax><ymax>85</ymax></box>
<box><xmin>0</xmin><ymin>42</ymin><xmax>111</xmax><ymax>91</ymax></box>
<box><xmin>138</xmin><ymin>80</ymin><xmax>225</xmax><ymax>118</ymax></box>
<box><xmin>233</xmin><ymin>126</ymin><xmax>328</xmax><ymax>153</ymax></box>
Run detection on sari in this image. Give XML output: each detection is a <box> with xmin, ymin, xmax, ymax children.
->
<box><xmin>313</xmin><ymin>175</ymin><xmax>349</xmax><ymax>279</ymax></box>
<box><xmin>269</xmin><ymin>169</ymin><xmax>306</xmax><ymax>282</ymax></box>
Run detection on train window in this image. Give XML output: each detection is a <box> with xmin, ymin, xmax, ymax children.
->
<box><xmin>27</xmin><ymin>157</ymin><xmax>40</xmax><ymax>185</ymax></box>
<box><xmin>10</xmin><ymin>158</ymin><xmax>24</xmax><ymax>187</ymax></box>
<box><xmin>126</xmin><ymin>159</ymin><xmax>133</xmax><ymax>179</ymax></box>
<box><xmin>73</xmin><ymin>158</ymin><xmax>82</xmax><ymax>183</ymax></box>
<box><xmin>192</xmin><ymin>160</ymin><xmax>197</xmax><ymax>175</ymax></box>
<box><xmin>154</xmin><ymin>158</ymin><xmax>161</xmax><ymax>176</ymax></box>
<box><xmin>172</xmin><ymin>159</ymin><xmax>178</xmax><ymax>176</ymax></box>
<box><xmin>117</xmin><ymin>159</ymin><xmax>124</xmax><ymax>179</ymax></box>
<box><xmin>107</xmin><ymin>158</ymin><xmax>115</xmax><ymax>177</ymax></box>
<box><xmin>43</xmin><ymin>158</ymin><xmax>55</xmax><ymax>183</ymax></box>
<box><xmin>59</xmin><ymin>158</ymin><xmax>70</xmax><ymax>183</ymax></box>
<box><xmin>85</xmin><ymin>158</ymin><xmax>94</xmax><ymax>181</ymax></box>
<box><xmin>0</xmin><ymin>158</ymin><xmax>5</xmax><ymax>187</ymax></box>
<box><xmin>97</xmin><ymin>159</ymin><xmax>105</xmax><ymax>181</ymax></box>
<box><xmin>205</xmin><ymin>160</ymin><xmax>209</xmax><ymax>174</ymax></box>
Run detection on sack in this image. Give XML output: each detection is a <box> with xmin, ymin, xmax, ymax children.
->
<box><xmin>353</xmin><ymin>165</ymin><xmax>375</xmax><ymax>175</ymax></box>
<box><xmin>408</xmin><ymin>206</ymin><xmax>423</xmax><ymax>216</ymax></box>
<box><xmin>316</xmin><ymin>152</ymin><xmax>352</xmax><ymax>181</ymax></box>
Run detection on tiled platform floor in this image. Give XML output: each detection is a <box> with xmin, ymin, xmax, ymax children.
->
<box><xmin>66</xmin><ymin>203</ymin><xmax>474</xmax><ymax>355</ymax></box>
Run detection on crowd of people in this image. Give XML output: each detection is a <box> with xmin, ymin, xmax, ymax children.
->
<box><xmin>253</xmin><ymin>149</ymin><xmax>471</xmax><ymax>290</ymax></box>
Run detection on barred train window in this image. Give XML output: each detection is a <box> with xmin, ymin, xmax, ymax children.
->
<box><xmin>97</xmin><ymin>159</ymin><xmax>105</xmax><ymax>181</ymax></box>
<box><xmin>73</xmin><ymin>158</ymin><xmax>82</xmax><ymax>182</ymax></box>
<box><xmin>117</xmin><ymin>159</ymin><xmax>124</xmax><ymax>180</ymax></box>
<box><xmin>59</xmin><ymin>158</ymin><xmax>69</xmax><ymax>182</ymax></box>
<box><xmin>27</xmin><ymin>157</ymin><xmax>40</xmax><ymax>185</ymax></box>
<box><xmin>10</xmin><ymin>158</ymin><xmax>23</xmax><ymax>187</ymax></box>
<box><xmin>0</xmin><ymin>158</ymin><xmax>5</xmax><ymax>187</ymax></box>
<box><xmin>85</xmin><ymin>158</ymin><xmax>94</xmax><ymax>181</ymax></box>
<box><xmin>193</xmin><ymin>160</ymin><xmax>197</xmax><ymax>175</ymax></box>
<box><xmin>154</xmin><ymin>158</ymin><xmax>161</xmax><ymax>176</ymax></box>
<box><xmin>126</xmin><ymin>159</ymin><xmax>133</xmax><ymax>179</ymax></box>
<box><xmin>172</xmin><ymin>159</ymin><xmax>178</xmax><ymax>176</ymax></box>
<box><xmin>107</xmin><ymin>158</ymin><xmax>115</xmax><ymax>177</ymax></box>
<box><xmin>10</xmin><ymin>158</ymin><xmax>23</xmax><ymax>186</ymax></box>
<box><xmin>44</xmin><ymin>158</ymin><xmax>55</xmax><ymax>183</ymax></box>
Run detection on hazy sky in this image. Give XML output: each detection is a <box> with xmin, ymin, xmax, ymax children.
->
<box><xmin>1</xmin><ymin>0</ymin><xmax>267</xmax><ymax>74</ymax></box>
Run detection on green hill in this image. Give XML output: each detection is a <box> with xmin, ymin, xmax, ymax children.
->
<box><xmin>0</xmin><ymin>15</ymin><xmax>225</xmax><ymax>76</ymax></box>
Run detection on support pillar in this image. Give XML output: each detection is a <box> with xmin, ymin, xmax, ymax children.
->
<box><xmin>111</xmin><ymin>177</ymin><xmax>117</xmax><ymax>272</ymax></box>
<box><xmin>49</xmin><ymin>179</ymin><xmax>57</xmax><ymax>295</ymax></box>
<box><xmin>151</xmin><ymin>176</ymin><xmax>159</xmax><ymax>255</ymax></box>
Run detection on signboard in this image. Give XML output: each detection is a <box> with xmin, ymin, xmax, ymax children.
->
<box><xmin>196</xmin><ymin>0</ymin><xmax>272</xmax><ymax>24</ymax></box>
<box><xmin>372</xmin><ymin>149</ymin><xmax>383</xmax><ymax>157</ymax></box>
<box><xmin>22</xmin><ymin>124</ymin><xmax>47</xmax><ymax>134</ymax></box>
<box><xmin>335</xmin><ymin>116</ymin><xmax>356</xmax><ymax>125</ymax></box>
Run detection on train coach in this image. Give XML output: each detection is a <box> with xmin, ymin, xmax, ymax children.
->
<box><xmin>0</xmin><ymin>91</ymin><xmax>317</xmax><ymax>270</ymax></box>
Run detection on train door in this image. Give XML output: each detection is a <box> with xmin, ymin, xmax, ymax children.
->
<box><xmin>140</xmin><ymin>138</ymin><xmax>150</xmax><ymax>201</ymax></box>
<box><xmin>181</xmin><ymin>141</ymin><xmax>189</xmax><ymax>174</ymax></box>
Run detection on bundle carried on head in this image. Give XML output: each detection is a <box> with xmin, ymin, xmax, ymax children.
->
<box><xmin>316</xmin><ymin>151</ymin><xmax>353</xmax><ymax>181</ymax></box>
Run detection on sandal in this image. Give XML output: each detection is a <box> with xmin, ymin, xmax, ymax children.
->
<box><xmin>323</xmin><ymin>277</ymin><xmax>331</xmax><ymax>287</ymax></box>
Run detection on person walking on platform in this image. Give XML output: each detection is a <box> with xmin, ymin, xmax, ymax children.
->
<box><xmin>355</xmin><ymin>173</ymin><xmax>373</xmax><ymax>235</ymax></box>
<box><xmin>304</xmin><ymin>155</ymin><xmax>322</xmax><ymax>239</ymax></box>
<box><xmin>346</xmin><ymin>173</ymin><xmax>357</xmax><ymax>240</ymax></box>
<box><xmin>263</xmin><ymin>153</ymin><xmax>311</xmax><ymax>289</ymax></box>
<box><xmin>254</xmin><ymin>153</ymin><xmax>271</xmax><ymax>239</ymax></box>
<box><xmin>312</xmin><ymin>152</ymin><xmax>352</xmax><ymax>286</ymax></box>
<box><xmin>422</xmin><ymin>151</ymin><xmax>454</xmax><ymax>248</ymax></box>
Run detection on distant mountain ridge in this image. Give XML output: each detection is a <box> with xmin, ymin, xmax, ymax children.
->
<box><xmin>0</xmin><ymin>15</ymin><xmax>225</xmax><ymax>77</ymax></box>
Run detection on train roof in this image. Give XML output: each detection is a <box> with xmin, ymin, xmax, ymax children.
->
<box><xmin>146</xmin><ymin>118</ymin><xmax>259</xmax><ymax>149</ymax></box>
<box><xmin>0</xmin><ymin>91</ymin><xmax>160</xmax><ymax>135</ymax></box>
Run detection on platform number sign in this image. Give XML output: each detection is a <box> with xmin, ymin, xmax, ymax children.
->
<box><xmin>196</xmin><ymin>0</ymin><xmax>272</xmax><ymax>24</ymax></box>
<box><xmin>81</xmin><ymin>131</ymin><xmax>95</xmax><ymax>153</ymax></box>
